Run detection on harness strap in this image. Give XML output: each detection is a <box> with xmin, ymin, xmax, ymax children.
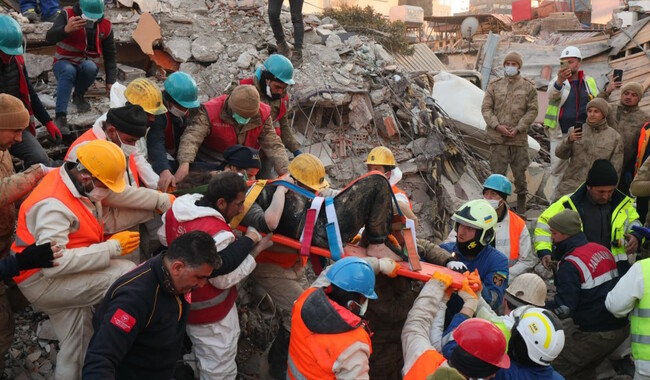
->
<box><xmin>325</xmin><ymin>197</ymin><xmax>344</xmax><ymax>261</ymax></box>
<box><xmin>230</xmin><ymin>180</ymin><xmax>267</xmax><ymax>228</ymax></box>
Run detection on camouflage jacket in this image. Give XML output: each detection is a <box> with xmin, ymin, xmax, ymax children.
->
<box><xmin>630</xmin><ymin>157</ymin><xmax>650</xmax><ymax>226</ymax></box>
<box><xmin>176</xmin><ymin>100</ymin><xmax>290</xmax><ymax>175</ymax></box>
<box><xmin>554</xmin><ymin>120</ymin><xmax>624</xmax><ymax>198</ymax></box>
<box><xmin>482</xmin><ymin>74</ymin><xmax>538</xmax><ymax>147</ymax></box>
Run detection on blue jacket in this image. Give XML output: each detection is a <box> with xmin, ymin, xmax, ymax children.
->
<box><xmin>495</xmin><ymin>361</ymin><xmax>564</xmax><ymax>380</ymax></box>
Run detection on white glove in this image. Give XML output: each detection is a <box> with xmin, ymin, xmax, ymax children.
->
<box><xmin>245</xmin><ymin>226</ymin><xmax>263</xmax><ymax>243</ymax></box>
<box><xmin>378</xmin><ymin>257</ymin><xmax>399</xmax><ymax>278</ymax></box>
<box><xmin>38</xmin><ymin>164</ymin><xmax>56</xmax><ymax>174</ymax></box>
<box><xmin>446</xmin><ymin>260</ymin><xmax>468</xmax><ymax>273</ymax></box>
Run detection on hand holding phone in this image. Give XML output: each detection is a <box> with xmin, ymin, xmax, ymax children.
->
<box><xmin>614</xmin><ymin>69</ymin><xmax>623</xmax><ymax>83</ymax></box>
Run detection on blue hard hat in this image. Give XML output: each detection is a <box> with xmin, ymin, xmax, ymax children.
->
<box><xmin>164</xmin><ymin>72</ymin><xmax>200</xmax><ymax>109</ymax></box>
<box><xmin>326</xmin><ymin>257</ymin><xmax>378</xmax><ymax>299</ymax></box>
<box><xmin>0</xmin><ymin>15</ymin><xmax>23</xmax><ymax>56</ymax></box>
<box><xmin>80</xmin><ymin>0</ymin><xmax>105</xmax><ymax>20</ymax></box>
<box><xmin>263</xmin><ymin>54</ymin><xmax>295</xmax><ymax>85</ymax></box>
<box><xmin>483</xmin><ymin>174</ymin><xmax>512</xmax><ymax>196</ymax></box>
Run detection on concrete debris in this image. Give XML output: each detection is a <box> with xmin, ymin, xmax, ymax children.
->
<box><xmin>325</xmin><ymin>34</ymin><xmax>343</xmax><ymax>50</ymax></box>
<box><xmin>191</xmin><ymin>37</ymin><xmax>225</xmax><ymax>63</ymax></box>
<box><xmin>23</xmin><ymin>54</ymin><xmax>53</xmax><ymax>80</ymax></box>
<box><xmin>317</xmin><ymin>46</ymin><xmax>342</xmax><ymax>65</ymax></box>
<box><xmin>162</xmin><ymin>37</ymin><xmax>193</xmax><ymax>63</ymax></box>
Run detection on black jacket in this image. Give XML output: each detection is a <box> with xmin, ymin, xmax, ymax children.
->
<box><xmin>0</xmin><ymin>56</ymin><xmax>52</xmax><ymax>125</ymax></box>
<box><xmin>147</xmin><ymin>94</ymin><xmax>188</xmax><ymax>174</ymax></box>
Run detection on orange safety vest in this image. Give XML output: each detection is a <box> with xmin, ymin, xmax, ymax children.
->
<box><xmin>392</xmin><ymin>184</ymin><xmax>412</xmax><ymax>209</ymax></box>
<box><xmin>54</xmin><ymin>7</ymin><xmax>111</xmax><ymax>65</ymax></box>
<box><xmin>636</xmin><ymin>122</ymin><xmax>650</xmax><ymax>176</ymax></box>
<box><xmin>507</xmin><ymin>210</ymin><xmax>527</xmax><ymax>261</ymax></box>
<box><xmin>287</xmin><ymin>287</ymin><xmax>372</xmax><ymax>380</ymax></box>
<box><xmin>65</xmin><ymin>128</ymin><xmax>140</xmax><ymax>187</ymax></box>
<box><xmin>403</xmin><ymin>349</ymin><xmax>447</xmax><ymax>380</ymax></box>
<box><xmin>11</xmin><ymin>170</ymin><xmax>104</xmax><ymax>283</ymax></box>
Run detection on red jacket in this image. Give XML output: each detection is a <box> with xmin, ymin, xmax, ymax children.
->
<box><xmin>54</xmin><ymin>7</ymin><xmax>111</xmax><ymax>64</ymax></box>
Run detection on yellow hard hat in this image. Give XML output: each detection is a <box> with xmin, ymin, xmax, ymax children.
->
<box><xmin>124</xmin><ymin>78</ymin><xmax>167</xmax><ymax>115</ymax></box>
<box><xmin>76</xmin><ymin>140</ymin><xmax>127</xmax><ymax>193</ymax></box>
<box><xmin>366</xmin><ymin>146</ymin><xmax>396</xmax><ymax>166</ymax></box>
<box><xmin>289</xmin><ymin>153</ymin><xmax>329</xmax><ymax>192</ymax></box>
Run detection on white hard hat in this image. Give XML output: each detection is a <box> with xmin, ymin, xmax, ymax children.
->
<box><xmin>511</xmin><ymin>306</ymin><xmax>565</xmax><ymax>366</ymax></box>
<box><xmin>561</xmin><ymin>46</ymin><xmax>582</xmax><ymax>60</ymax></box>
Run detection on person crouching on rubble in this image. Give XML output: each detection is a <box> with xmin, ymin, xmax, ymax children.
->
<box><xmin>287</xmin><ymin>256</ymin><xmax>399</xmax><ymax>379</ymax></box>
<box><xmin>158</xmin><ymin>171</ymin><xmax>272</xmax><ymax>379</ymax></box>
<box><xmin>545</xmin><ymin>209</ymin><xmax>629</xmax><ymax>380</ymax></box>
<box><xmin>401</xmin><ymin>270</ymin><xmax>510</xmax><ymax>379</ymax></box>
<box><xmin>12</xmin><ymin>139</ymin><xmax>175</xmax><ymax>380</ymax></box>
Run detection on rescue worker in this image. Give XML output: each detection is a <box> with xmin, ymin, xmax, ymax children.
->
<box><xmin>632</xmin><ymin>157</ymin><xmax>650</xmax><ymax>227</ymax></box>
<box><xmin>65</xmin><ymin>104</ymin><xmax>147</xmax><ymax>188</ymax></box>
<box><xmin>544</xmin><ymin>46</ymin><xmax>599</xmax><ymax>200</ymax></box>
<box><xmin>286</xmin><ymin>256</ymin><xmax>398</xmax><ymax>379</ymax></box>
<box><xmin>0</xmin><ymin>94</ymin><xmax>63</xmax><ymax>370</ymax></box>
<box><xmin>20</xmin><ymin>0</ymin><xmax>61</xmax><ymax>22</ymax></box>
<box><xmin>159</xmin><ymin>171</ymin><xmax>271</xmax><ymax>379</ymax></box>
<box><xmin>599</xmin><ymin>81</ymin><xmax>648</xmax><ymax>194</ymax></box>
<box><xmin>268</xmin><ymin>0</ymin><xmax>303</xmax><ymax>65</ymax></box>
<box><xmin>440</xmin><ymin>199</ymin><xmax>509</xmax><ymax>313</ymax></box>
<box><xmin>46</xmin><ymin>0</ymin><xmax>117</xmax><ymax>132</ymax></box>
<box><xmin>0</xmin><ymin>15</ymin><xmax>61</xmax><ymax>166</ymax></box>
<box><xmin>544</xmin><ymin>209</ymin><xmax>629</xmax><ymax>380</ymax></box>
<box><xmin>535</xmin><ymin>159</ymin><xmax>641</xmax><ymax>275</ymax></box>
<box><xmin>239</xmin><ymin>54</ymin><xmax>302</xmax><ymax>158</ymax></box>
<box><xmin>222</xmin><ymin>144</ymin><xmax>261</xmax><ymax>179</ymax></box>
<box><xmin>554</xmin><ymin>97</ymin><xmax>623</xmax><ymax>199</ymax></box>
<box><xmin>147</xmin><ymin>72</ymin><xmax>200</xmax><ymax>192</ymax></box>
<box><xmin>11</xmin><ymin>139</ymin><xmax>174</xmax><ymax>380</ymax></box>
<box><xmin>174</xmin><ymin>84</ymin><xmax>290</xmax><ymax>183</ymax></box>
<box><xmin>632</xmin><ymin>120</ymin><xmax>650</xmax><ymax>226</ymax></box>
<box><xmin>481</xmin><ymin>51</ymin><xmax>538</xmax><ymax>212</ymax></box>
<box><xmin>606</xmin><ymin>257</ymin><xmax>650</xmax><ymax>380</ymax></box>
<box><xmin>82</xmin><ymin>231</ymin><xmax>218</xmax><ymax>379</ymax></box>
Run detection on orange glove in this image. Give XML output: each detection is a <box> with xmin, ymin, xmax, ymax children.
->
<box><xmin>109</xmin><ymin>231</ymin><xmax>140</xmax><ymax>256</ymax></box>
<box><xmin>387</xmin><ymin>234</ymin><xmax>400</xmax><ymax>248</ymax></box>
<box><xmin>350</xmin><ymin>234</ymin><xmax>362</xmax><ymax>245</ymax></box>
<box><xmin>431</xmin><ymin>272</ymin><xmax>453</xmax><ymax>298</ymax></box>
<box><xmin>458</xmin><ymin>278</ymin><xmax>478</xmax><ymax>317</ymax></box>
<box><xmin>155</xmin><ymin>193</ymin><xmax>176</xmax><ymax>215</ymax></box>
<box><xmin>464</xmin><ymin>269</ymin><xmax>482</xmax><ymax>294</ymax></box>
<box><xmin>378</xmin><ymin>258</ymin><xmax>399</xmax><ymax>278</ymax></box>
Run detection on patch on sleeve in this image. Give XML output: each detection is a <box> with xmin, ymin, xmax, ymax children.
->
<box><xmin>492</xmin><ymin>273</ymin><xmax>506</xmax><ymax>288</ymax></box>
<box><xmin>110</xmin><ymin>308</ymin><xmax>136</xmax><ymax>333</ymax></box>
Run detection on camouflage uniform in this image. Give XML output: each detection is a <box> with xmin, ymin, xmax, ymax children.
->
<box><xmin>175</xmin><ymin>100</ymin><xmax>290</xmax><ymax>175</ymax></box>
<box><xmin>554</xmin><ymin>121</ymin><xmax>623</xmax><ymax>199</ymax></box>
<box><xmin>631</xmin><ymin>157</ymin><xmax>650</xmax><ymax>226</ymax></box>
<box><xmin>598</xmin><ymin>91</ymin><xmax>649</xmax><ymax>193</ymax></box>
<box><xmin>482</xmin><ymin>73</ymin><xmax>538</xmax><ymax>208</ymax></box>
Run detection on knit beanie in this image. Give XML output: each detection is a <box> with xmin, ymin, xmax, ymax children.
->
<box><xmin>621</xmin><ymin>82</ymin><xmax>644</xmax><ymax>98</ymax></box>
<box><xmin>106</xmin><ymin>104</ymin><xmax>148</xmax><ymax>138</ymax></box>
<box><xmin>586</xmin><ymin>159</ymin><xmax>619</xmax><ymax>187</ymax></box>
<box><xmin>503</xmin><ymin>51</ymin><xmax>523</xmax><ymax>68</ymax></box>
<box><xmin>586</xmin><ymin>98</ymin><xmax>609</xmax><ymax>118</ymax></box>
<box><xmin>0</xmin><ymin>94</ymin><xmax>29</xmax><ymax>130</ymax></box>
<box><xmin>228</xmin><ymin>85</ymin><xmax>260</xmax><ymax>118</ymax></box>
<box><xmin>548</xmin><ymin>209</ymin><xmax>582</xmax><ymax>236</ymax></box>
<box><xmin>223</xmin><ymin>144</ymin><xmax>261</xmax><ymax>169</ymax></box>
<box><xmin>426</xmin><ymin>367</ymin><xmax>465</xmax><ymax>380</ymax></box>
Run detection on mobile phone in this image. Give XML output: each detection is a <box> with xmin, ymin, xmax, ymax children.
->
<box><xmin>575</xmin><ymin>122</ymin><xmax>583</xmax><ymax>132</ymax></box>
<box><xmin>560</xmin><ymin>61</ymin><xmax>569</xmax><ymax>70</ymax></box>
<box><xmin>613</xmin><ymin>69</ymin><xmax>623</xmax><ymax>82</ymax></box>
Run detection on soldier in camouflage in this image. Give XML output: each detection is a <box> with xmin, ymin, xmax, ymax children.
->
<box><xmin>481</xmin><ymin>51</ymin><xmax>538</xmax><ymax>213</ymax></box>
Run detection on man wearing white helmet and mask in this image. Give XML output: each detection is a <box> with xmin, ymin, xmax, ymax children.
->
<box><xmin>544</xmin><ymin>46</ymin><xmax>599</xmax><ymax>200</ymax></box>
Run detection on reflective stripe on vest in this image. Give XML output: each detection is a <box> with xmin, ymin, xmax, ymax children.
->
<box><xmin>11</xmin><ymin>170</ymin><xmax>104</xmax><ymax>283</ymax></box>
<box><xmin>403</xmin><ymin>349</ymin><xmax>446</xmax><ymax>380</ymax></box>
<box><xmin>632</xmin><ymin>259</ymin><xmax>650</xmax><ymax>360</ymax></box>
<box><xmin>507</xmin><ymin>210</ymin><xmax>527</xmax><ymax>262</ymax></box>
<box><xmin>202</xmin><ymin>95</ymin><xmax>272</xmax><ymax>153</ymax></box>
<box><xmin>544</xmin><ymin>77</ymin><xmax>598</xmax><ymax>129</ymax></box>
<box><xmin>392</xmin><ymin>185</ymin><xmax>412</xmax><ymax>209</ymax></box>
<box><xmin>564</xmin><ymin>243</ymin><xmax>618</xmax><ymax>290</ymax></box>
<box><xmin>55</xmin><ymin>8</ymin><xmax>110</xmax><ymax>64</ymax></box>
<box><xmin>287</xmin><ymin>288</ymin><xmax>372</xmax><ymax>380</ymax></box>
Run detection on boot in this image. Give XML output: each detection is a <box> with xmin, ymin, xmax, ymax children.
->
<box><xmin>517</xmin><ymin>193</ymin><xmax>527</xmax><ymax>215</ymax></box>
<box><xmin>268</xmin><ymin>326</ymin><xmax>291</xmax><ymax>380</ymax></box>
<box><xmin>72</xmin><ymin>92</ymin><xmax>91</xmax><ymax>113</ymax></box>
<box><xmin>22</xmin><ymin>9</ymin><xmax>39</xmax><ymax>23</ymax></box>
<box><xmin>291</xmin><ymin>49</ymin><xmax>303</xmax><ymax>67</ymax></box>
<box><xmin>54</xmin><ymin>114</ymin><xmax>71</xmax><ymax>136</ymax></box>
<box><xmin>276</xmin><ymin>40</ymin><xmax>291</xmax><ymax>58</ymax></box>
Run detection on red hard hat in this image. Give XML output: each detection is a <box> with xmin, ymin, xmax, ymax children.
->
<box><xmin>452</xmin><ymin>318</ymin><xmax>510</xmax><ymax>368</ymax></box>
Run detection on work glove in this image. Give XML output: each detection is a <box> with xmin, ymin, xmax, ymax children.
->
<box><xmin>38</xmin><ymin>164</ymin><xmax>56</xmax><ymax>175</ymax></box>
<box><xmin>431</xmin><ymin>271</ymin><xmax>453</xmax><ymax>298</ymax></box>
<box><xmin>155</xmin><ymin>193</ymin><xmax>176</xmax><ymax>214</ymax></box>
<box><xmin>245</xmin><ymin>226</ymin><xmax>263</xmax><ymax>244</ymax></box>
<box><xmin>16</xmin><ymin>242</ymin><xmax>58</xmax><ymax>270</ymax></box>
<box><xmin>109</xmin><ymin>231</ymin><xmax>140</xmax><ymax>256</ymax></box>
<box><xmin>45</xmin><ymin>121</ymin><xmax>62</xmax><ymax>145</ymax></box>
<box><xmin>464</xmin><ymin>269</ymin><xmax>482</xmax><ymax>295</ymax></box>
<box><xmin>446</xmin><ymin>260</ymin><xmax>468</xmax><ymax>273</ymax></box>
<box><xmin>293</xmin><ymin>150</ymin><xmax>302</xmax><ymax>157</ymax></box>
<box><xmin>458</xmin><ymin>279</ymin><xmax>479</xmax><ymax>317</ymax></box>
<box><xmin>378</xmin><ymin>257</ymin><xmax>399</xmax><ymax>278</ymax></box>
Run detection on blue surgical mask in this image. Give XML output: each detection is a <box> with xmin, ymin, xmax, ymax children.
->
<box><xmin>504</xmin><ymin>66</ymin><xmax>519</xmax><ymax>77</ymax></box>
<box><xmin>232</xmin><ymin>113</ymin><xmax>251</xmax><ymax>125</ymax></box>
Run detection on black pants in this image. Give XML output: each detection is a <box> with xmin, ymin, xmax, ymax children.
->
<box><xmin>268</xmin><ymin>0</ymin><xmax>304</xmax><ymax>50</ymax></box>
<box><xmin>9</xmin><ymin>129</ymin><xmax>50</xmax><ymax>167</ymax></box>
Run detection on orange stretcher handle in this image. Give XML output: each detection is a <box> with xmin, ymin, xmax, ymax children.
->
<box><xmin>237</xmin><ymin>226</ymin><xmax>479</xmax><ymax>292</ymax></box>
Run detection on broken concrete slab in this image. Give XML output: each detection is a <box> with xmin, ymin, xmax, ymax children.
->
<box><xmin>348</xmin><ymin>93</ymin><xmax>373</xmax><ymax>130</ymax></box>
<box><xmin>236</xmin><ymin>51</ymin><xmax>255</xmax><ymax>69</ymax></box>
<box><xmin>132</xmin><ymin>12</ymin><xmax>161</xmax><ymax>56</ymax></box>
<box><xmin>36</xmin><ymin>319</ymin><xmax>56</xmax><ymax>342</ymax></box>
<box><xmin>303</xmin><ymin>142</ymin><xmax>334</xmax><ymax>168</ymax></box>
<box><xmin>179</xmin><ymin>62</ymin><xmax>203</xmax><ymax>76</ymax></box>
<box><xmin>162</xmin><ymin>37</ymin><xmax>193</xmax><ymax>63</ymax></box>
<box><xmin>23</xmin><ymin>54</ymin><xmax>53</xmax><ymax>79</ymax></box>
<box><xmin>325</xmin><ymin>34</ymin><xmax>343</xmax><ymax>50</ymax></box>
<box><xmin>317</xmin><ymin>46</ymin><xmax>342</xmax><ymax>65</ymax></box>
<box><xmin>117</xmin><ymin>64</ymin><xmax>146</xmax><ymax>83</ymax></box>
<box><xmin>191</xmin><ymin>36</ymin><xmax>225</xmax><ymax>63</ymax></box>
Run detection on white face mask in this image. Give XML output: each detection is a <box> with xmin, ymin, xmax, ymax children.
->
<box><xmin>121</xmin><ymin>143</ymin><xmax>136</xmax><ymax>157</ymax></box>
<box><xmin>484</xmin><ymin>198</ymin><xmax>501</xmax><ymax>210</ymax></box>
<box><xmin>265</xmin><ymin>85</ymin><xmax>273</xmax><ymax>99</ymax></box>
<box><xmin>169</xmin><ymin>105</ymin><xmax>187</xmax><ymax>118</ymax></box>
<box><xmin>359</xmin><ymin>299</ymin><xmax>369</xmax><ymax>317</ymax></box>
<box><xmin>504</xmin><ymin>66</ymin><xmax>519</xmax><ymax>77</ymax></box>
<box><xmin>88</xmin><ymin>187</ymin><xmax>111</xmax><ymax>202</ymax></box>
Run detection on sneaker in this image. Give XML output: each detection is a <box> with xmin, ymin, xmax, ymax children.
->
<box><xmin>72</xmin><ymin>92</ymin><xmax>91</xmax><ymax>113</ymax></box>
<box><xmin>41</xmin><ymin>10</ymin><xmax>61</xmax><ymax>23</ymax></box>
<box><xmin>276</xmin><ymin>40</ymin><xmax>291</xmax><ymax>58</ymax></box>
<box><xmin>22</xmin><ymin>9</ymin><xmax>39</xmax><ymax>23</ymax></box>
<box><xmin>291</xmin><ymin>49</ymin><xmax>303</xmax><ymax>67</ymax></box>
<box><xmin>54</xmin><ymin>114</ymin><xmax>71</xmax><ymax>136</ymax></box>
